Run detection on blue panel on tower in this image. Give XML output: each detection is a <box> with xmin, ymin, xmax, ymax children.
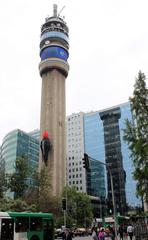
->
<box><xmin>40</xmin><ymin>46</ymin><xmax>69</xmax><ymax>61</ymax></box>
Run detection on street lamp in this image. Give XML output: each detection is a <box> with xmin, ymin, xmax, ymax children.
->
<box><xmin>86</xmin><ymin>154</ymin><xmax>118</xmax><ymax>239</ymax></box>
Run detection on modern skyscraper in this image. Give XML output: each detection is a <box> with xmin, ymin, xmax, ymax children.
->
<box><xmin>39</xmin><ymin>5</ymin><xmax>69</xmax><ymax>195</ymax></box>
<box><xmin>29</xmin><ymin>129</ymin><xmax>40</xmax><ymax>140</ymax></box>
<box><xmin>66</xmin><ymin>102</ymin><xmax>141</xmax><ymax>208</ymax></box>
<box><xmin>0</xmin><ymin>129</ymin><xmax>39</xmax><ymax>197</ymax></box>
<box><xmin>84</xmin><ymin>112</ymin><xmax>106</xmax><ymax>198</ymax></box>
<box><xmin>100</xmin><ymin>107</ymin><xmax>126</xmax><ymax>214</ymax></box>
<box><xmin>1</xmin><ymin>129</ymin><xmax>39</xmax><ymax>174</ymax></box>
<box><xmin>66</xmin><ymin>113</ymin><xmax>86</xmax><ymax>192</ymax></box>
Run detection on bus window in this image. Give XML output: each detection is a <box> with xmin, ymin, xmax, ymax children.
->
<box><xmin>30</xmin><ymin>217</ymin><xmax>42</xmax><ymax>231</ymax></box>
<box><xmin>15</xmin><ymin>217</ymin><xmax>29</xmax><ymax>232</ymax></box>
<box><xmin>1</xmin><ymin>218</ymin><xmax>14</xmax><ymax>240</ymax></box>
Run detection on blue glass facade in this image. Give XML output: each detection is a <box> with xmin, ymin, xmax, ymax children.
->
<box><xmin>100</xmin><ymin>107</ymin><xmax>126</xmax><ymax>214</ymax></box>
<box><xmin>119</xmin><ymin>102</ymin><xmax>141</xmax><ymax>206</ymax></box>
<box><xmin>28</xmin><ymin>129</ymin><xmax>40</xmax><ymax>140</ymax></box>
<box><xmin>84</xmin><ymin>112</ymin><xmax>106</xmax><ymax>198</ymax></box>
<box><xmin>1</xmin><ymin>130</ymin><xmax>18</xmax><ymax>174</ymax></box>
<box><xmin>1</xmin><ymin>129</ymin><xmax>39</xmax><ymax>191</ymax></box>
<box><xmin>83</xmin><ymin>103</ymin><xmax>140</xmax><ymax>207</ymax></box>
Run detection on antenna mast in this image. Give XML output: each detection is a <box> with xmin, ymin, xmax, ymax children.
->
<box><xmin>53</xmin><ymin>4</ymin><xmax>58</xmax><ymax>17</ymax></box>
<box><xmin>58</xmin><ymin>6</ymin><xmax>65</xmax><ymax>17</ymax></box>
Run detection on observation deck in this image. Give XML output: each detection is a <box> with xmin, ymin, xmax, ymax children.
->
<box><xmin>39</xmin><ymin>4</ymin><xmax>69</xmax><ymax>77</ymax></box>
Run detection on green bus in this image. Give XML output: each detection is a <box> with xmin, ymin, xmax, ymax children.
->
<box><xmin>0</xmin><ymin>211</ymin><xmax>54</xmax><ymax>240</ymax></box>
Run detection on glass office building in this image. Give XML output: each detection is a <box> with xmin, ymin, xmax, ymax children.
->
<box><xmin>100</xmin><ymin>107</ymin><xmax>126</xmax><ymax>214</ymax></box>
<box><xmin>1</xmin><ymin>129</ymin><xmax>39</xmax><ymax>186</ymax></box>
<box><xmin>84</xmin><ymin>112</ymin><xmax>106</xmax><ymax>198</ymax></box>
<box><xmin>119</xmin><ymin>102</ymin><xmax>141</xmax><ymax>206</ymax></box>
<box><xmin>29</xmin><ymin>129</ymin><xmax>40</xmax><ymax>140</ymax></box>
<box><xmin>87</xmin><ymin>159</ymin><xmax>106</xmax><ymax>198</ymax></box>
<box><xmin>84</xmin><ymin>102</ymin><xmax>140</xmax><ymax>208</ymax></box>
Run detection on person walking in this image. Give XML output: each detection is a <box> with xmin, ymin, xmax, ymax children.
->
<box><xmin>104</xmin><ymin>228</ymin><xmax>114</xmax><ymax>240</ymax></box>
<box><xmin>98</xmin><ymin>228</ymin><xmax>105</xmax><ymax>240</ymax></box>
<box><xmin>127</xmin><ymin>224</ymin><xmax>134</xmax><ymax>240</ymax></box>
<box><xmin>92</xmin><ymin>227</ymin><xmax>98</xmax><ymax>240</ymax></box>
<box><xmin>118</xmin><ymin>225</ymin><xmax>124</xmax><ymax>240</ymax></box>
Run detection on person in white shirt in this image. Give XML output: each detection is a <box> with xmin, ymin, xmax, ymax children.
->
<box><xmin>127</xmin><ymin>224</ymin><xmax>134</xmax><ymax>240</ymax></box>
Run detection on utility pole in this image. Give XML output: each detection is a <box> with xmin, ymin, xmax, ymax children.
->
<box><xmin>87</xmin><ymin>155</ymin><xmax>118</xmax><ymax>239</ymax></box>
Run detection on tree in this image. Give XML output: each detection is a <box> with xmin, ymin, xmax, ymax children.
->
<box><xmin>61</xmin><ymin>186</ymin><xmax>93</xmax><ymax>227</ymax></box>
<box><xmin>24</xmin><ymin>166</ymin><xmax>60</xmax><ymax>216</ymax></box>
<box><xmin>0</xmin><ymin>198</ymin><xmax>37</xmax><ymax>212</ymax></box>
<box><xmin>7</xmin><ymin>156</ymin><xmax>29</xmax><ymax>199</ymax></box>
<box><xmin>0</xmin><ymin>159</ymin><xmax>7</xmax><ymax>198</ymax></box>
<box><xmin>123</xmin><ymin>71</ymin><xmax>148</xmax><ymax>207</ymax></box>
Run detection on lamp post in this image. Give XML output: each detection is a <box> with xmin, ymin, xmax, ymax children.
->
<box><xmin>88</xmin><ymin>155</ymin><xmax>118</xmax><ymax>239</ymax></box>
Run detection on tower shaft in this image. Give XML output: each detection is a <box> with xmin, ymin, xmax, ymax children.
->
<box><xmin>40</xmin><ymin>70</ymin><xmax>66</xmax><ymax>195</ymax></box>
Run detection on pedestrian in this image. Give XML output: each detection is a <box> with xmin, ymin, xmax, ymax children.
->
<box><xmin>104</xmin><ymin>228</ymin><xmax>114</xmax><ymax>240</ymax></box>
<box><xmin>118</xmin><ymin>225</ymin><xmax>124</xmax><ymax>240</ymax></box>
<box><xmin>127</xmin><ymin>224</ymin><xmax>134</xmax><ymax>240</ymax></box>
<box><xmin>66</xmin><ymin>229</ymin><xmax>73</xmax><ymax>240</ymax></box>
<box><xmin>92</xmin><ymin>227</ymin><xmax>98</xmax><ymax>240</ymax></box>
<box><xmin>108</xmin><ymin>225</ymin><xmax>115</xmax><ymax>240</ymax></box>
<box><xmin>98</xmin><ymin>228</ymin><xmax>105</xmax><ymax>240</ymax></box>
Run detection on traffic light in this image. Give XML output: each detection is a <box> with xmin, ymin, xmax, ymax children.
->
<box><xmin>62</xmin><ymin>198</ymin><xmax>67</xmax><ymax>210</ymax></box>
<box><xmin>82</xmin><ymin>153</ymin><xmax>90</xmax><ymax>170</ymax></box>
<box><xmin>107</xmin><ymin>200</ymin><xmax>113</xmax><ymax>215</ymax></box>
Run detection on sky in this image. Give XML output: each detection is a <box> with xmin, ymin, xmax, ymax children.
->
<box><xmin>0</xmin><ymin>0</ymin><xmax>148</xmax><ymax>144</ymax></box>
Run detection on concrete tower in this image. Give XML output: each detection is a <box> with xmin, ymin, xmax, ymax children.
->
<box><xmin>39</xmin><ymin>4</ymin><xmax>69</xmax><ymax>196</ymax></box>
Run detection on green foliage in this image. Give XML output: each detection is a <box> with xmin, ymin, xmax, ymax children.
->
<box><xmin>0</xmin><ymin>198</ymin><xmax>37</xmax><ymax>212</ymax></box>
<box><xmin>61</xmin><ymin>186</ymin><xmax>93</xmax><ymax>227</ymax></box>
<box><xmin>123</xmin><ymin>71</ymin><xmax>148</xmax><ymax>204</ymax></box>
<box><xmin>24</xmin><ymin>166</ymin><xmax>61</xmax><ymax>216</ymax></box>
<box><xmin>7</xmin><ymin>156</ymin><xmax>29</xmax><ymax>199</ymax></box>
<box><xmin>55</xmin><ymin>215</ymin><xmax>76</xmax><ymax>228</ymax></box>
<box><xmin>0</xmin><ymin>159</ymin><xmax>7</xmax><ymax>198</ymax></box>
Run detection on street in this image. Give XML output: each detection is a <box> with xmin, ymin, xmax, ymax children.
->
<box><xmin>55</xmin><ymin>236</ymin><xmax>136</xmax><ymax>240</ymax></box>
<box><xmin>72</xmin><ymin>236</ymin><xmax>136</xmax><ymax>240</ymax></box>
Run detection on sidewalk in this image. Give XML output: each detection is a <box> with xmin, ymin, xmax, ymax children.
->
<box><xmin>116</xmin><ymin>237</ymin><xmax>136</xmax><ymax>240</ymax></box>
